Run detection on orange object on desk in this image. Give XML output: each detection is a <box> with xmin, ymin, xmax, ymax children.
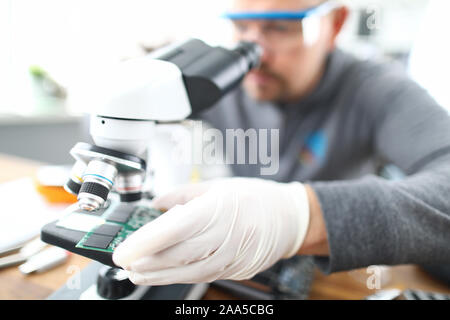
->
<box><xmin>33</xmin><ymin>165</ymin><xmax>78</xmax><ymax>204</ymax></box>
<box><xmin>34</xmin><ymin>180</ymin><xmax>77</xmax><ymax>204</ymax></box>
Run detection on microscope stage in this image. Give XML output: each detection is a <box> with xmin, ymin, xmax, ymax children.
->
<box><xmin>41</xmin><ymin>201</ymin><xmax>163</xmax><ymax>267</ymax></box>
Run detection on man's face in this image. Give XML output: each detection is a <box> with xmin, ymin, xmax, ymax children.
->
<box><xmin>231</xmin><ymin>0</ymin><xmax>337</xmax><ymax>103</ymax></box>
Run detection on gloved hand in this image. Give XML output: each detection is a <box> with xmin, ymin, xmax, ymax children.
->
<box><xmin>112</xmin><ymin>177</ymin><xmax>310</xmax><ymax>285</ymax></box>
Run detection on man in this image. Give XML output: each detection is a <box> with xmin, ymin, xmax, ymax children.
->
<box><xmin>112</xmin><ymin>0</ymin><xmax>450</xmax><ymax>285</ymax></box>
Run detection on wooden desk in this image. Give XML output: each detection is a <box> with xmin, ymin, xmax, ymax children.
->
<box><xmin>1</xmin><ymin>154</ymin><xmax>449</xmax><ymax>300</ymax></box>
<box><xmin>0</xmin><ymin>153</ymin><xmax>90</xmax><ymax>299</ymax></box>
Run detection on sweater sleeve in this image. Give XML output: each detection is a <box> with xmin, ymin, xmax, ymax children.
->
<box><xmin>309</xmin><ymin>64</ymin><xmax>450</xmax><ymax>273</ymax></box>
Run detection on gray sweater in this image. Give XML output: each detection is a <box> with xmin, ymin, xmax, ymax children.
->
<box><xmin>197</xmin><ymin>48</ymin><xmax>450</xmax><ymax>274</ymax></box>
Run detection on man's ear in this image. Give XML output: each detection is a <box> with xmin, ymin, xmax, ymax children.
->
<box><xmin>328</xmin><ymin>6</ymin><xmax>349</xmax><ymax>49</ymax></box>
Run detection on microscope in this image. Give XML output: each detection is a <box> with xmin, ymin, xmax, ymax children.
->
<box><xmin>41</xmin><ymin>38</ymin><xmax>263</xmax><ymax>300</ymax></box>
<box><xmin>41</xmin><ymin>39</ymin><xmax>314</xmax><ymax>300</ymax></box>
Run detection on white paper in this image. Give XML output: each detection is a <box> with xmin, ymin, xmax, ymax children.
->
<box><xmin>0</xmin><ymin>178</ymin><xmax>67</xmax><ymax>253</ymax></box>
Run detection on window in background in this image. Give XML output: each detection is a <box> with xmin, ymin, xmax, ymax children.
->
<box><xmin>409</xmin><ymin>0</ymin><xmax>450</xmax><ymax>111</ymax></box>
<box><xmin>2</xmin><ymin>0</ymin><xmax>443</xmax><ymax>116</ymax></box>
<box><xmin>337</xmin><ymin>0</ymin><xmax>429</xmax><ymax>63</ymax></box>
<box><xmin>1</xmin><ymin>0</ymin><xmax>232</xmax><ymax>117</ymax></box>
<box><xmin>0</xmin><ymin>0</ymin><xmax>13</xmax><ymax>116</ymax></box>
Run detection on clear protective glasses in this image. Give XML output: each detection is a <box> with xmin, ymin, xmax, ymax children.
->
<box><xmin>223</xmin><ymin>1</ymin><xmax>341</xmax><ymax>51</ymax></box>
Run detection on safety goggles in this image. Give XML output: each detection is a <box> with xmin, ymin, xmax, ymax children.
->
<box><xmin>223</xmin><ymin>1</ymin><xmax>341</xmax><ymax>49</ymax></box>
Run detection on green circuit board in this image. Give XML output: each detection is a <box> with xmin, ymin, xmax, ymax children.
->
<box><xmin>75</xmin><ymin>203</ymin><xmax>163</xmax><ymax>253</ymax></box>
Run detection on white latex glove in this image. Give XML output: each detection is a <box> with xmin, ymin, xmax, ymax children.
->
<box><xmin>112</xmin><ymin>177</ymin><xmax>310</xmax><ymax>285</ymax></box>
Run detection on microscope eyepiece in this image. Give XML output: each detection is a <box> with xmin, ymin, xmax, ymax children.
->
<box><xmin>232</xmin><ymin>41</ymin><xmax>263</xmax><ymax>70</ymax></box>
<box><xmin>157</xmin><ymin>38</ymin><xmax>262</xmax><ymax>116</ymax></box>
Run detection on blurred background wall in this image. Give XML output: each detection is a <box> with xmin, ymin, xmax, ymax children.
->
<box><xmin>0</xmin><ymin>0</ymin><xmax>447</xmax><ymax>164</ymax></box>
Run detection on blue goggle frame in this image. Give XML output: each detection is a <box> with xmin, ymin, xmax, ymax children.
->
<box><xmin>222</xmin><ymin>1</ymin><xmax>339</xmax><ymax>21</ymax></box>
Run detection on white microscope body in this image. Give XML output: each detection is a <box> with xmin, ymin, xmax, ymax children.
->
<box><xmin>89</xmin><ymin>57</ymin><xmax>192</xmax><ymax>157</ymax></box>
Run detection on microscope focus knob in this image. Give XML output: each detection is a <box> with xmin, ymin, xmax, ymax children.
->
<box><xmin>97</xmin><ymin>266</ymin><xmax>136</xmax><ymax>300</ymax></box>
